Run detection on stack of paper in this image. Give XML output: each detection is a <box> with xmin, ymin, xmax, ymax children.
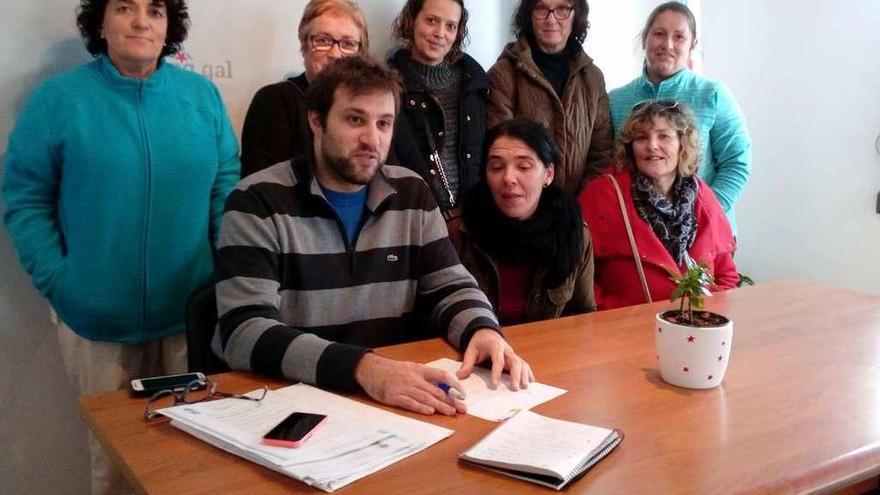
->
<box><xmin>158</xmin><ymin>383</ymin><xmax>452</xmax><ymax>492</ymax></box>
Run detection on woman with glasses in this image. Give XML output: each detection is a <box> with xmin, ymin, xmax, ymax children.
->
<box><xmin>486</xmin><ymin>0</ymin><xmax>614</xmax><ymax>197</ymax></box>
<box><xmin>240</xmin><ymin>0</ymin><xmax>369</xmax><ymax>176</ymax></box>
<box><xmin>387</xmin><ymin>0</ymin><xmax>487</xmax><ymax>214</ymax></box>
<box><xmin>579</xmin><ymin>100</ymin><xmax>738</xmax><ymax>310</ymax></box>
<box><xmin>608</xmin><ymin>1</ymin><xmax>751</xmax><ymax>234</ymax></box>
<box><xmin>449</xmin><ymin>119</ymin><xmax>595</xmax><ymax>325</ymax></box>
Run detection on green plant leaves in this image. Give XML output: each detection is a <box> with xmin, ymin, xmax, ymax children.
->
<box><xmin>664</xmin><ymin>256</ymin><xmax>715</xmax><ymax>324</ymax></box>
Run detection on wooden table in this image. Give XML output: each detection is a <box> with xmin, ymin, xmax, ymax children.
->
<box><xmin>80</xmin><ymin>281</ymin><xmax>880</xmax><ymax>494</ymax></box>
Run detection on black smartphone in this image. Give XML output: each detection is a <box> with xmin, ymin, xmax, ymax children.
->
<box><xmin>262</xmin><ymin>412</ymin><xmax>328</xmax><ymax>448</ymax></box>
<box><xmin>130</xmin><ymin>372</ymin><xmax>207</xmax><ymax>397</ymax></box>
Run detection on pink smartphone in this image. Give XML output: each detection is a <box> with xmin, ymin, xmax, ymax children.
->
<box><xmin>261</xmin><ymin>412</ymin><xmax>327</xmax><ymax>448</ymax></box>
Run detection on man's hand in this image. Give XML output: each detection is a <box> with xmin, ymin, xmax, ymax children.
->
<box><xmin>354</xmin><ymin>353</ymin><xmax>467</xmax><ymax>416</ymax></box>
<box><xmin>457</xmin><ymin>328</ymin><xmax>534</xmax><ymax>390</ymax></box>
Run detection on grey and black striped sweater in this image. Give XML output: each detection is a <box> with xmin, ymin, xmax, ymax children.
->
<box><xmin>213</xmin><ymin>155</ymin><xmax>500</xmax><ymax>391</ymax></box>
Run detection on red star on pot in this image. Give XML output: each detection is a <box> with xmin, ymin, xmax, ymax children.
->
<box><xmin>687</xmin><ymin>335</ymin><xmax>695</xmax><ymax>342</ymax></box>
<box><xmin>175</xmin><ymin>51</ymin><xmax>188</xmax><ymax>63</ymax></box>
<box><xmin>682</xmin><ymin>367</ymin><xmax>690</xmax><ymax>372</ymax></box>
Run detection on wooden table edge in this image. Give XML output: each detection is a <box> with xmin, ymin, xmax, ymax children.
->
<box><xmin>78</xmin><ymin>394</ymin><xmax>150</xmax><ymax>495</ymax></box>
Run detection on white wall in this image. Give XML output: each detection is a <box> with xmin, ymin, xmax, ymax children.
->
<box><xmin>588</xmin><ymin>0</ymin><xmax>647</xmax><ymax>88</ymax></box>
<box><xmin>1</xmin><ymin>4</ymin><xmax>93</xmax><ymax>494</ymax></box>
<box><xmin>701</xmin><ymin>1</ymin><xmax>880</xmax><ymax>294</ymax></box>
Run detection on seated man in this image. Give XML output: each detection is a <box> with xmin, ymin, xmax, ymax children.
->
<box><xmin>214</xmin><ymin>55</ymin><xmax>532</xmax><ymax>416</ymax></box>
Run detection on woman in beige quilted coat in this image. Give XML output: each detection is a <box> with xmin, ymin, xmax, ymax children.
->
<box><xmin>487</xmin><ymin>0</ymin><xmax>614</xmax><ymax>196</ymax></box>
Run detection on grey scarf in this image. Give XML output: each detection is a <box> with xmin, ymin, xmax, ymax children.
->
<box><xmin>631</xmin><ymin>171</ymin><xmax>698</xmax><ymax>264</ymax></box>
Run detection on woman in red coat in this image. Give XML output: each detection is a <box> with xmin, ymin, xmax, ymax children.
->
<box><xmin>579</xmin><ymin>100</ymin><xmax>738</xmax><ymax>310</ymax></box>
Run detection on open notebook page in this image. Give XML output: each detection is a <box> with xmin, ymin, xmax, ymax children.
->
<box><xmin>462</xmin><ymin>409</ymin><xmax>617</xmax><ymax>479</ymax></box>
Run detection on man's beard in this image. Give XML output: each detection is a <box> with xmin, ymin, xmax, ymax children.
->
<box><xmin>321</xmin><ymin>148</ymin><xmax>382</xmax><ymax>186</ymax></box>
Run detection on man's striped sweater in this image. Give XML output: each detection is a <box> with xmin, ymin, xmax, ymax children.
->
<box><xmin>213</xmin><ymin>155</ymin><xmax>500</xmax><ymax>391</ymax></box>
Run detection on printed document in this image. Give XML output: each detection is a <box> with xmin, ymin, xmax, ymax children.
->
<box><xmin>158</xmin><ymin>383</ymin><xmax>452</xmax><ymax>492</ymax></box>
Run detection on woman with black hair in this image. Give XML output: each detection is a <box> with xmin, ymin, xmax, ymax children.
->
<box><xmin>388</xmin><ymin>0</ymin><xmax>488</xmax><ymax>215</ymax></box>
<box><xmin>448</xmin><ymin>119</ymin><xmax>596</xmax><ymax>325</ymax></box>
<box><xmin>487</xmin><ymin>0</ymin><xmax>614</xmax><ymax>197</ymax></box>
<box><xmin>3</xmin><ymin>1</ymin><xmax>239</xmax><ymax>492</ymax></box>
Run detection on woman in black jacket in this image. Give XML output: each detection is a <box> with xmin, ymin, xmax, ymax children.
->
<box><xmin>388</xmin><ymin>0</ymin><xmax>488</xmax><ymax>215</ymax></box>
<box><xmin>240</xmin><ymin>0</ymin><xmax>369</xmax><ymax>177</ymax></box>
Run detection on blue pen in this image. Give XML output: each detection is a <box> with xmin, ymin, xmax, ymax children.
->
<box><xmin>435</xmin><ymin>382</ymin><xmax>466</xmax><ymax>401</ymax></box>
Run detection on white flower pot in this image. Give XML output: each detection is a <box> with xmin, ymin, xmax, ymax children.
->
<box><xmin>655</xmin><ymin>311</ymin><xmax>733</xmax><ymax>389</ymax></box>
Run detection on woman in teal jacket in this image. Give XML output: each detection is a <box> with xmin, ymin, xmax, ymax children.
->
<box><xmin>608</xmin><ymin>2</ymin><xmax>751</xmax><ymax>234</ymax></box>
<box><xmin>3</xmin><ymin>1</ymin><xmax>239</xmax><ymax>492</ymax></box>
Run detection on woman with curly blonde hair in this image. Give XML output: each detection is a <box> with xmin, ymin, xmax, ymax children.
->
<box><xmin>579</xmin><ymin>100</ymin><xmax>738</xmax><ymax>310</ymax></box>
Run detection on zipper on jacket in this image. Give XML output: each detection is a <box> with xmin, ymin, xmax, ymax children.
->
<box><xmin>316</xmin><ymin>181</ymin><xmax>395</xmax><ymax>276</ymax></box>
<box><xmin>423</xmin><ymin>92</ymin><xmax>457</xmax><ymax>208</ymax></box>
<box><xmin>317</xmin><ymin>195</ymin><xmax>359</xmax><ymax>275</ymax></box>
<box><xmin>136</xmin><ymin>82</ymin><xmax>154</xmax><ymax>339</ymax></box>
<box><xmin>515</xmin><ymin>60</ymin><xmax>571</xmax><ymax>164</ymax></box>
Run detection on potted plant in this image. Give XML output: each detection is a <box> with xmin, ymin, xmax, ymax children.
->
<box><xmin>655</xmin><ymin>257</ymin><xmax>733</xmax><ymax>389</ymax></box>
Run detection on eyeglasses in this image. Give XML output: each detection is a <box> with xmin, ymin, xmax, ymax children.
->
<box><xmin>144</xmin><ymin>378</ymin><xmax>268</xmax><ymax>421</ymax></box>
<box><xmin>631</xmin><ymin>99</ymin><xmax>680</xmax><ymax>112</ymax></box>
<box><xmin>309</xmin><ymin>34</ymin><xmax>361</xmax><ymax>55</ymax></box>
<box><xmin>533</xmin><ymin>5</ymin><xmax>574</xmax><ymax>20</ymax></box>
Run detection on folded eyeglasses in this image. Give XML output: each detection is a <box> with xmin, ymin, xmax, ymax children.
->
<box><xmin>144</xmin><ymin>378</ymin><xmax>268</xmax><ymax>421</ymax></box>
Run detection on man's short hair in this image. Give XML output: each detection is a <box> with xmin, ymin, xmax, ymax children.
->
<box><xmin>305</xmin><ymin>56</ymin><xmax>403</xmax><ymax>128</ymax></box>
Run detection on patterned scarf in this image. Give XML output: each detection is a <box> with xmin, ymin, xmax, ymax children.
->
<box><xmin>631</xmin><ymin>171</ymin><xmax>699</xmax><ymax>265</ymax></box>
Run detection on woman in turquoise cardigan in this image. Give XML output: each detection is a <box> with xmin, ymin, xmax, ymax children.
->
<box><xmin>608</xmin><ymin>1</ymin><xmax>751</xmax><ymax>234</ymax></box>
<box><xmin>3</xmin><ymin>1</ymin><xmax>239</xmax><ymax>492</ymax></box>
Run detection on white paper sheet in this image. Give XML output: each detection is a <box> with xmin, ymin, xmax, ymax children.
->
<box><xmin>425</xmin><ymin>358</ymin><xmax>567</xmax><ymax>421</ymax></box>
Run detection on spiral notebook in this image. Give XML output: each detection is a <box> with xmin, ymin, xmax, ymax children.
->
<box><xmin>459</xmin><ymin>410</ymin><xmax>622</xmax><ymax>490</ymax></box>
